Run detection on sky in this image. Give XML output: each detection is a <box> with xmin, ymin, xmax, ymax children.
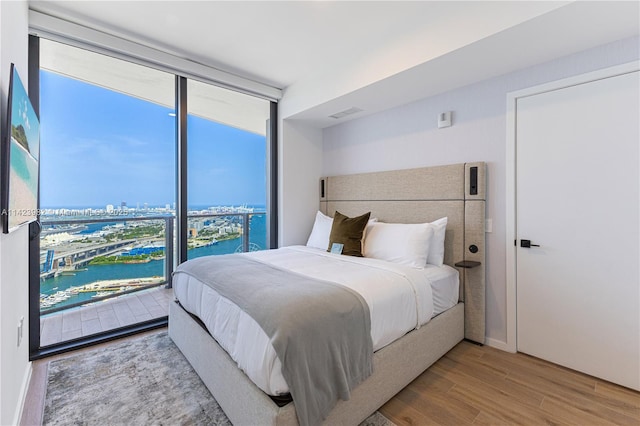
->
<box><xmin>11</xmin><ymin>66</ymin><xmax>40</xmax><ymax>160</ymax></box>
<box><xmin>39</xmin><ymin>70</ymin><xmax>266</xmax><ymax>209</ymax></box>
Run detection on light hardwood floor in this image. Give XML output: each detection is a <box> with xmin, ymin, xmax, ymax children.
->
<box><xmin>22</xmin><ymin>334</ymin><xmax>639</xmax><ymax>425</ymax></box>
<box><xmin>380</xmin><ymin>341</ymin><xmax>640</xmax><ymax>425</ymax></box>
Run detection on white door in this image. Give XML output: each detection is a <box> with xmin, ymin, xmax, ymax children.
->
<box><xmin>516</xmin><ymin>70</ymin><xmax>639</xmax><ymax>390</ymax></box>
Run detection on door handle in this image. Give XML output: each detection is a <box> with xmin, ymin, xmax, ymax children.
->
<box><xmin>520</xmin><ymin>239</ymin><xmax>540</xmax><ymax>248</ymax></box>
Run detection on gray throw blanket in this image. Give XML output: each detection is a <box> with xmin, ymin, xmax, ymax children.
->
<box><xmin>174</xmin><ymin>254</ymin><xmax>373</xmax><ymax>426</ymax></box>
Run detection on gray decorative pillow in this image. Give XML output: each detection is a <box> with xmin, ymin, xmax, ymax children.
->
<box><xmin>327</xmin><ymin>211</ymin><xmax>371</xmax><ymax>257</ymax></box>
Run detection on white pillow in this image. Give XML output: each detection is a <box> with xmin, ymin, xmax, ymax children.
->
<box><xmin>306</xmin><ymin>211</ymin><xmax>333</xmax><ymax>250</ymax></box>
<box><xmin>363</xmin><ymin>222</ymin><xmax>434</xmax><ymax>268</ymax></box>
<box><xmin>426</xmin><ymin>217</ymin><xmax>447</xmax><ymax>267</ymax></box>
<box><xmin>364</xmin><ymin>217</ymin><xmax>378</xmax><ymax>239</ymax></box>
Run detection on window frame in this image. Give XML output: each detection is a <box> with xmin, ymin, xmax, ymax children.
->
<box><xmin>28</xmin><ymin>35</ymin><xmax>278</xmax><ymax>360</ymax></box>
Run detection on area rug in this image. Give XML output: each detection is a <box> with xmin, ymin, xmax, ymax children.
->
<box><xmin>43</xmin><ymin>331</ymin><xmax>395</xmax><ymax>425</ymax></box>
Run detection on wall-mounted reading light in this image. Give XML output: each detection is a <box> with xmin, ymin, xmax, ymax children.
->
<box><xmin>470</xmin><ymin>166</ymin><xmax>478</xmax><ymax>195</ymax></box>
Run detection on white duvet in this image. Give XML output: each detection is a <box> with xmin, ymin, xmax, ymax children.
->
<box><xmin>172</xmin><ymin>245</ymin><xmax>458</xmax><ymax>396</ymax></box>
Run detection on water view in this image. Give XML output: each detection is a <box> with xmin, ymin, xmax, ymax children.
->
<box><xmin>40</xmin><ymin>207</ymin><xmax>266</xmax><ymax>312</ymax></box>
<box><xmin>35</xmin><ymin>42</ymin><xmax>272</xmax><ymax>350</ymax></box>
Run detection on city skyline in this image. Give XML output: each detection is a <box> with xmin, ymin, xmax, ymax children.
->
<box><xmin>39</xmin><ymin>202</ymin><xmax>266</xmax><ymax>211</ymax></box>
<box><xmin>39</xmin><ymin>70</ymin><xmax>267</xmax><ymax>208</ymax></box>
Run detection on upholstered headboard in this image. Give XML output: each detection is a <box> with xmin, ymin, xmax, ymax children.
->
<box><xmin>319</xmin><ymin>162</ymin><xmax>486</xmax><ymax>343</ymax></box>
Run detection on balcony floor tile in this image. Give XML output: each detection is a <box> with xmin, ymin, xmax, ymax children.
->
<box><xmin>40</xmin><ymin>287</ymin><xmax>172</xmax><ymax>347</ymax></box>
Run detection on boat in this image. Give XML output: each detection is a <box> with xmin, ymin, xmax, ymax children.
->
<box><xmin>92</xmin><ymin>291</ymin><xmax>116</xmax><ymax>298</ymax></box>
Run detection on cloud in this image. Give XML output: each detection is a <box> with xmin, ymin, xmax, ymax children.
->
<box><xmin>208</xmin><ymin>168</ymin><xmax>228</xmax><ymax>176</ymax></box>
<box><xmin>115</xmin><ymin>135</ymin><xmax>149</xmax><ymax>148</ymax></box>
<box><xmin>19</xmin><ymin>99</ymin><xmax>31</xmax><ymax>131</ymax></box>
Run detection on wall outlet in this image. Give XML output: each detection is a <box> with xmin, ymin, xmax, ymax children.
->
<box><xmin>17</xmin><ymin>316</ymin><xmax>24</xmax><ymax>347</ymax></box>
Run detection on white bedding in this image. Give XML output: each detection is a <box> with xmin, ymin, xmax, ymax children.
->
<box><xmin>172</xmin><ymin>245</ymin><xmax>459</xmax><ymax>396</ymax></box>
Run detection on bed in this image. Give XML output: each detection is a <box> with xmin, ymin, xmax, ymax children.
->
<box><xmin>169</xmin><ymin>162</ymin><xmax>486</xmax><ymax>426</ymax></box>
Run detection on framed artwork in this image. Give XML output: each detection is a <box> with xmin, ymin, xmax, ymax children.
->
<box><xmin>2</xmin><ymin>63</ymin><xmax>40</xmax><ymax>233</ymax></box>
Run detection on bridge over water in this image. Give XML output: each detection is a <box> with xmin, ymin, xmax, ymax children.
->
<box><xmin>40</xmin><ymin>237</ymin><xmax>162</xmax><ymax>277</ymax></box>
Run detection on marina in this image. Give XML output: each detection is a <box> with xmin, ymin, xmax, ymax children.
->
<box><xmin>39</xmin><ymin>276</ymin><xmax>165</xmax><ymax>309</ymax></box>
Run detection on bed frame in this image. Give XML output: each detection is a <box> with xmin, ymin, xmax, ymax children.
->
<box><xmin>169</xmin><ymin>162</ymin><xmax>486</xmax><ymax>425</ymax></box>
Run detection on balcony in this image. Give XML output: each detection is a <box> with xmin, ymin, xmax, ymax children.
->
<box><xmin>40</xmin><ymin>286</ymin><xmax>174</xmax><ymax>346</ymax></box>
<box><xmin>39</xmin><ymin>211</ymin><xmax>266</xmax><ymax>347</ymax></box>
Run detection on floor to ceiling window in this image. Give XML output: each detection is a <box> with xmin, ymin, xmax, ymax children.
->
<box><xmin>35</xmin><ymin>39</ymin><xmax>176</xmax><ymax>349</ymax></box>
<box><xmin>186</xmin><ymin>79</ymin><xmax>271</xmax><ymax>259</ymax></box>
<box><xmin>30</xmin><ymin>37</ymin><xmax>276</xmax><ymax>357</ymax></box>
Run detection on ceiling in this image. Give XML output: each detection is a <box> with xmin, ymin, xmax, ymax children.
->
<box><xmin>39</xmin><ymin>38</ymin><xmax>272</xmax><ymax>135</ymax></box>
<box><xmin>28</xmin><ymin>1</ymin><xmax>640</xmax><ymax>128</ymax></box>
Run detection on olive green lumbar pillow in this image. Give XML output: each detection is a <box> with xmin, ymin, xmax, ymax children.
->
<box><xmin>327</xmin><ymin>211</ymin><xmax>371</xmax><ymax>257</ymax></box>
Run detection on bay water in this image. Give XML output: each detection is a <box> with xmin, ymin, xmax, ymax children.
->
<box><xmin>41</xmin><ymin>214</ymin><xmax>267</xmax><ymax>309</ymax></box>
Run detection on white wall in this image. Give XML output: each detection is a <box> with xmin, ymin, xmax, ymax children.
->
<box><xmin>0</xmin><ymin>1</ymin><xmax>31</xmax><ymax>424</ymax></box>
<box><xmin>278</xmin><ymin>119</ymin><xmax>323</xmax><ymax>246</ymax></box>
<box><xmin>279</xmin><ymin>2</ymin><xmax>570</xmax><ymax>121</ymax></box>
<box><xmin>321</xmin><ymin>35</ymin><xmax>640</xmax><ymax>347</ymax></box>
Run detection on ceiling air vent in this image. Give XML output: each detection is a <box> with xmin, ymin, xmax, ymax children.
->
<box><xmin>329</xmin><ymin>107</ymin><xmax>363</xmax><ymax>119</ymax></box>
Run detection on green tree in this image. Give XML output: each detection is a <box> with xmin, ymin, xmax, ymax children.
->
<box><xmin>11</xmin><ymin>124</ymin><xmax>30</xmax><ymax>153</ymax></box>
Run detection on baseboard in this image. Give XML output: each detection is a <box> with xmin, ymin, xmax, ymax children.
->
<box><xmin>485</xmin><ymin>337</ymin><xmax>516</xmax><ymax>353</ymax></box>
<box><xmin>15</xmin><ymin>362</ymin><xmax>32</xmax><ymax>426</ymax></box>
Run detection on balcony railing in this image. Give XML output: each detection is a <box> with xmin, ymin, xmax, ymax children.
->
<box><xmin>40</xmin><ymin>212</ymin><xmax>266</xmax><ymax>315</ymax></box>
<box><xmin>186</xmin><ymin>212</ymin><xmax>266</xmax><ymax>256</ymax></box>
